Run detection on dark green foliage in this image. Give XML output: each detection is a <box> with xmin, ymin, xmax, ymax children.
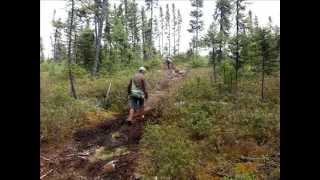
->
<box><xmin>214</xmin><ymin>0</ymin><xmax>233</xmax><ymax>65</ymax></box>
<box><xmin>256</xmin><ymin>27</ymin><xmax>279</xmax><ymax>75</ymax></box>
<box><xmin>188</xmin><ymin>0</ymin><xmax>204</xmax><ymax>57</ymax></box>
<box><xmin>180</xmin><ymin>103</ymin><xmax>213</xmax><ymax>138</ymax></box>
<box><xmin>52</xmin><ymin>17</ymin><xmax>67</xmax><ymax>62</ymax></box>
<box><xmin>141</xmin><ymin>124</ymin><xmax>195</xmax><ymax>178</ymax></box>
<box><xmin>40</xmin><ymin>37</ymin><xmax>45</xmax><ymax>62</ymax></box>
<box><xmin>76</xmin><ymin>28</ymin><xmax>95</xmax><ymax>71</ymax></box>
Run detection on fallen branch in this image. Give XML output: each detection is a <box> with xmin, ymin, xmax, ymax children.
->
<box><xmin>40</xmin><ymin>169</ymin><xmax>54</xmax><ymax>179</ymax></box>
<box><xmin>40</xmin><ymin>155</ymin><xmax>51</xmax><ymax>161</ymax></box>
<box><xmin>240</xmin><ymin>155</ymin><xmax>266</xmax><ymax>161</ymax></box>
<box><xmin>66</xmin><ymin>151</ymin><xmax>90</xmax><ymax>157</ymax></box>
<box><xmin>106</xmin><ymin>81</ymin><xmax>112</xmax><ymax>100</ymax></box>
<box><xmin>209</xmin><ymin>170</ymin><xmax>228</xmax><ymax>177</ymax></box>
<box><xmin>77</xmin><ymin>156</ymin><xmax>88</xmax><ymax>160</ymax></box>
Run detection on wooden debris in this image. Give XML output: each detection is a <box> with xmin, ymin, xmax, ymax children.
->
<box><xmin>40</xmin><ymin>169</ymin><xmax>54</xmax><ymax>179</ymax></box>
<box><xmin>40</xmin><ymin>155</ymin><xmax>51</xmax><ymax>161</ymax></box>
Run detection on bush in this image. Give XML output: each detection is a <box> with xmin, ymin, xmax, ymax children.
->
<box><xmin>41</xmin><ymin>88</ymin><xmax>95</xmax><ymax>142</ymax></box>
<box><xmin>140</xmin><ymin>124</ymin><xmax>195</xmax><ymax>179</ymax></box>
<box><xmin>40</xmin><ymin>61</ymin><xmax>66</xmax><ymax>80</ymax></box>
<box><xmin>172</xmin><ymin>54</ymin><xmax>190</xmax><ymax>64</ymax></box>
<box><xmin>224</xmin><ymin>173</ymin><xmax>257</xmax><ymax>180</ymax></box>
<box><xmin>240</xmin><ymin>64</ymin><xmax>255</xmax><ymax>79</ymax></box>
<box><xmin>190</xmin><ymin>59</ymin><xmax>205</xmax><ymax>68</ymax></box>
<box><xmin>177</xmin><ymin>74</ymin><xmax>215</xmax><ymax>101</ymax></box>
<box><xmin>179</xmin><ymin>103</ymin><xmax>213</xmax><ymax>139</ymax></box>
<box><xmin>144</xmin><ymin>57</ymin><xmax>161</xmax><ymax>70</ymax></box>
<box><xmin>223</xmin><ymin>162</ymin><xmax>257</xmax><ymax>180</ymax></box>
<box><xmin>139</xmin><ymin>67</ymin><xmax>279</xmax><ymax>179</ymax></box>
<box><xmin>249</xmin><ymin>109</ymin><xmax>272</xmax><ymax>145</ymax></box>
<box><xmin>218</xmin><ymin>59</ymin><xmax>236</xmax><ymax>85</ymax></box>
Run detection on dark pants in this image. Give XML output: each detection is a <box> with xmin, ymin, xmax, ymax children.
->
<box><xmin>129</xmin><ymin>96</ymin><xmax>144</xmax><ymax>112</ymax></box>
<box><xmin>166</xmin><ymin>62</ymin><xmax>171</xmax><ymax>69</ymax></box>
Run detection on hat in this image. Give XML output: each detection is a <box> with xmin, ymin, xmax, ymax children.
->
<box><xmin>139</xmin><ymin>66</ymin><xmax>146</xmax><ymax>72</ymax></box>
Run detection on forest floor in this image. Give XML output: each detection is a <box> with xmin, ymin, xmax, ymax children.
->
<box><xmin>40</xmin><ymin>64</ymin><xmax>188</xmax><ymax>180</ymax></box>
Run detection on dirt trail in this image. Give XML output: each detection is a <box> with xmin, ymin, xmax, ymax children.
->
<box><xmin>40</xmin><ymin>65</ymin><xmax>187</xmax><ymax>180</ymax></box>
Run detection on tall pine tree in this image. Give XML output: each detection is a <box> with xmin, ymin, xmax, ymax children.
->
<box><xmin>188</xmin><ymin>0</ymin><xmax>204</xmax><ymax>58</ymax></box>
<box><xmin>159</xmin><ymin>6</ymin><xmax>164</xmax><ymax>55</ymax></box>
<box><xmin>214</xmin><ymin>0</ymin><xmax>232</xmax><ymax>64</ymax></box>
<box><xmin>165</xmin><ymin>4</ymin><xmax>171</xmax><ymax>56</ymax></box>
<box><xmin>177</xmin><ymin>9</ymin><xmax>182</xmax><ymax>55</ymax></box>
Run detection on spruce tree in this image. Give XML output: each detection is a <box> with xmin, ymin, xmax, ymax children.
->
<box><xmin>188</xmin><ymin>0</ymin><xmax>204</xmax><ymax>58</ymax></box>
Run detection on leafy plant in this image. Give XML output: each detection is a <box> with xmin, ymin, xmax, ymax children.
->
<box><xmin>140</xmin><ymin>124</ymin><xmax>195</xmax><ymax>179</ymax></box>
<box><xmin>180</xmin><ymin>103</ymin><xmax>213</xmax><ymax>139</ymax></box>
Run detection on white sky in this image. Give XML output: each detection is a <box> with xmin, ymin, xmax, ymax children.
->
<box><xmin>41</xmin><ymin>0</ymin><xmax>280</xmax><ymax>58</ymax></box>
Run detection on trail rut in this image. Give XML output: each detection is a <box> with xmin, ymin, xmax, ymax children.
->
<box><xmin>40</xmin><ymin>66</ymin><xmax>187</xmax><ymax>180</ymax></box>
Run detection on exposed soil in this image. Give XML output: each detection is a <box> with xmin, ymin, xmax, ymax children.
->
<box><xmin>40</xmin><ymin>65</ymin><xmax>187</xmax><ymax>180</ymax></box>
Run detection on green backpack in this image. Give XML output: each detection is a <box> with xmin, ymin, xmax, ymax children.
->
<box><xmin>130</xmin><ymin>79</ymin><xmax>145</xmax><ymax>99</ymax></box>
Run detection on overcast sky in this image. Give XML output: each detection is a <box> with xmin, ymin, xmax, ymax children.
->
<box><xmin>40</xmin><ymin>0</ymin><xmax>280</xmax><ymax>58</ymax></box>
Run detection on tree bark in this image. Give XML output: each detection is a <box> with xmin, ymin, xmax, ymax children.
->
<box><xmin>67</xmin><ymin>0</ymin><xmax>77</xmax><ymax>99</ymax></box>
<box><xmin>223</xmin><ymin>66</ymin><xmax>226</xmax><ymax>84</ymax></box>
<box><xmin>124</xmin><ymin>0</ymin><xmax>128</xmax><ymax>34</ymax></box>
<box><xmin>92</xmin><ymin>0</ymin><xmax>107</xmax><ymax>76</ymax></box>
<box><xmin>212</xmin><ymin>47</ymin><xmax>217</xmax><ymax>83</ymax></box>
<box><xmin>235</xmin><ymin>0</ymin><xmax>240</xmax><ymax>89</ymax></box>
<box><xmin>172</xmin><ymin>4</ymin><xmax>176</xmax><ymax>55</ymax></box>
<box><xmin>196</xmin><ymin>4</ymin><xmax>199</xmax><ymax>58</ymax></box>
<box><xmin>168</xmin><ymin>13</ymin><xmax>171</xmax><ymax>56</ymax></box>
<box><xmin>261</xmin><ymin>56</ymin><xmax>265</xmax><ymax>100</ymax></box>
<box><xmin>150</xmin><ymin>1</ymin><xmax>153</xmax><ymax>58</ymax></box>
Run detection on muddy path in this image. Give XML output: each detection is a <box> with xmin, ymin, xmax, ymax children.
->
<box><xmin>40</xmin><ymin>65</ymin><xmax>187</xmax><ymax>180</ymax></box>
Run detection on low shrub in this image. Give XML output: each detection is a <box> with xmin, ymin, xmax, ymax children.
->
<box><xmin>190</xmin><ymin>59</ymin><xmax>206</xmax><ymax>68</ymax></box>
<box><xmin>140</xmin><ymin>124</ymin><xmax>195</xmax><ymax>179</ymax></box>
<box><xmin>41</xmin><ymin>93</ymin><xmax>95</xmax><ymax>142</ymax></box>
<box><xmin>40</xmin><ymin>61</ymin><xmax>162</xmax><ymax>142</ymax></box>
<box><xmin>179</xmin><ymin>103</ymin><xmax>213</xmax><ymax>139</ymax></box>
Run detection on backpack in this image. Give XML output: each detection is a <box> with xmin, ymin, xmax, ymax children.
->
<box><xmin>130</xmin><ymin>79</ymin><xmax>145</xmax><ymax>99</ymax></box>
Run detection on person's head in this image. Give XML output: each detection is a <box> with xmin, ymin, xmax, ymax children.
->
<box><xmin>138</xmin><ymin>66</ymin><xmax>146</xmax><ymax>74</ymax></box>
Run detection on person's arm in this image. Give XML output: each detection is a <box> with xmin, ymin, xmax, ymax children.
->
<box><xmin>141</xmin><ymin>78</ymin><xmax>148</xmax><ymax>99</ymax></box>
<box><xmin>127</xmin><ymin>79</ymin><xmax>132</xmax><ymax>95</ymax></box>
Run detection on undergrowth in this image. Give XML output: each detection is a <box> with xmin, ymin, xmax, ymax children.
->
<box><xmin>40</xmin><ymin>58</ymin><xmax>161</xmax><ymax>143</ymax></box>
<box><xmin>139</xmin><ymin>67</ymin><xmax>279</xmax><ymax>179</ymax></box>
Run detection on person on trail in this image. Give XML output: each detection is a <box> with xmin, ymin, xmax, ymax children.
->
<box><xmin>165</xmin><ymin>56</ymin><xmax>173</xmax><ymax>70</ymax></box>
<box><xmin>126</xmin><ymin>67</ymin><xmax>148</xmax><ymax>124</ymax></box>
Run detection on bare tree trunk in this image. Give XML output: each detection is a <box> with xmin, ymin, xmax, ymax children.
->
<box><xmin>93</xmin><ymin>19</ymin><xmax>102</xmax><ymax>76</ymax></box>
<box><xmin>196</xmin><ymin>5</ymin><xmax>199</xmax><ymax>58</ymax></box>
<box><xmin>73</xmin><ymin>31</ymin><xmax>77</xmax><ymax>64</ymax></box>
<box><xmin>67</xmin><ymin>0</ymin><xmax>77</xmax><ymax>99</ymax></box>
<box><xmin>213</xmin><ymin>62</ymin><xmax>217</xmax><ymax>83</ymax></box>
<box><xmin>142</xmin><ymin>8</ymin><xmax>147</xmax><ymax>60</ymax></box>
<box><xmin>261</xmin><ymin>56</ymin><xmax>265</xmax><ymax>100</ymax></box>
<box><xmin>92</xmin><ymin>0</ymin><xmax>107</xmax><ymax>76</ymax></box>
<box><xmin>124</xmin><ymin>0</ymin><xmax>128</xmax><ymax>33</ymax></box>
<box><xmin>212</xmin><ymin>47</ymin><xmax>217</xmax><ymax>83</ymax></box>
<box><xmin>177</xmin><ymin>22</ymin><xmax>180</xmax><ymax>55</ymax></box>
<box><xmin>161</xmin><ymin>22</ymin><xmax>164</xmax><ymax>56</ymax></box>
<box><xmin>158</xmin><ymin>32</ymin><xmax>161</xmax><ymax>55</ymax></box>
<box><xmin>235</xmin><ymin>0</ymin><xmax>239</xmax><ymax>89</ymax></box>
<box><xmin>177</xmin><ymin>32</ymin><xmax>179</xmax><ymax>55</ymax></box>
<box><xmin>168</xmin><ymin>14</ymin><xmax>171</xmax><ymax>56</ymax></box>
<box><xmin>223</xmin><ymin>66</ymin><xmax>226</xmax><ymax>84</ymax></box>
<box><xmin>172</xmin><ymin>4</ymin><xmax>176</xmax><ymax>55</ymax></box>
<box><xmin>150</xmin><ymin>1</ymin><xmax>153</xmax><ymax>58</ymax></box>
